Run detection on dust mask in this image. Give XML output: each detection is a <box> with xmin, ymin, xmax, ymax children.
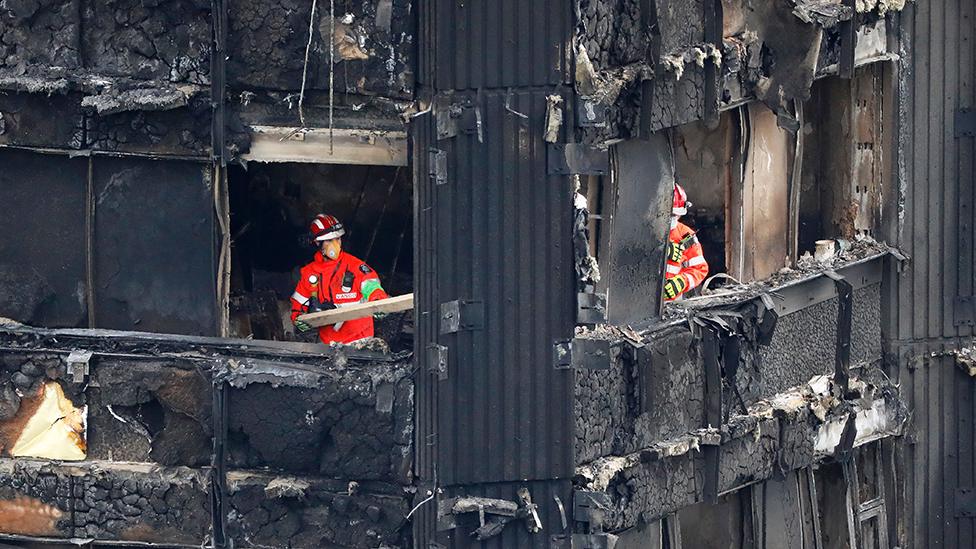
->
<box><xmin>322</xmin><ymin>239</ymin><xmax>341</xmax><ymax>260</ymax></box>
<box><xmin>670</xmin><ymin>216</ymin><xmax>679</xmax><ymax>230</ymax></box>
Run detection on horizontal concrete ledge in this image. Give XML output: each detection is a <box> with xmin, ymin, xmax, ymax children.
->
<box><xmin>242</xmin><ymin>126</ymin><xmax>409</xmax><ymax>166</ymax></box>
<box><xmin>0</xmin><ymin>323</ymin><xmax>401</xmax><ymax>364</ymax></box>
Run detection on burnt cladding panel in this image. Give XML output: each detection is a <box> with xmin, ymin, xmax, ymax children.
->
<box><xmin>93</xmin><ymin>157</ymin><xmax>217</xmax><ymax>335</ymax></box>
<box><xmin>607</xmin><ymin>136</ymin><xmax>673</xmax><ymax>324</ymax></box>
<box><xmin>0</xmin><ymin>150</ymin><xmax>88</xmax><ymax>327</ymax></box>
<box><xmin>429</xmin><ymin>90</ymin><xmax>576</xmax><ymax>486</ymax></box>
<box><xmin>226</xmin><ymin>0</ymin><xmax>414</xmax><ymax>98</ymax></box>
<box><xmin>428</xmin><ymin>0</ymin><xmax>573</xmax><ymax>90</ymax></box>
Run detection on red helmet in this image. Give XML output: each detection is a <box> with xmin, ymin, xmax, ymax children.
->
<box><xmin>310</xmin><ymin>214</ymin><xmax>345</xmax><ymax>242</ymax></box>
<box><xmin>672</xmin><ymin>183</ymin><xmax>691</xmax><ymax>216</ymax></box>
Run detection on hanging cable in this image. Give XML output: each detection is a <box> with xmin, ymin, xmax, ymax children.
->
<box><xmin>329</xmin><ymin>0</ymin><xmax>335</xmax><ymax>154</ymax></box>
<box><xmin>298</xmin><ymin>0</ymin><xmax>318</xmax><ymax>128</ymax></box>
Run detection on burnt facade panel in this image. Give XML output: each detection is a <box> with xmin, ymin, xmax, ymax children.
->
<box><xmin>0</xmin><ymin>150</ymin><xmax>89</xmax><ymax>328</ymax></box>
<box><xmin>92</xmin><ymin>157</ymin><xmax>217</xmax><ymax>336</ymax></box>
<box><xmin>226</xmin><ymin>0</ymin><xmax>414</xmax><ymax>98</ymax></box>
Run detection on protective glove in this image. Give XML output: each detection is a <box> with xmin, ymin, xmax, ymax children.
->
<box><xmin>666</xmin><ymin>240</ymin><xmax>684</xmax><ymax>263</ymax></box>
<box><xmin>294</xmin><ymin>320</ymin><xmax>313</xmax><ymax>333</ymax></box>
<box><xmin>663</xmin><ymin>276</ymin><xmax>688</xmax><ymax>300</ymax></box>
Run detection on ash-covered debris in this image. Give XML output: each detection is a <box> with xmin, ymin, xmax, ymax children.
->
<box><xmin>574</xmin><ymin>189</ymin><xmax>601</xmax><ymax>291</ymax></box>
<box><xmin>954</xmin><ymin>345</ymin><xmax>976</xmax><ymax>377</ymax></box>
<box><xmin>222</xmin><ymin>357</ymin><xmax>414</xmax><ymax>484</ymax></box>
<box><xmin>855</xmin><ymin>0</ymin><xmax>910</xmax><ymax>15</ymax></box>
<box><xmin>575</xmin><ymin>371</ymin><xmax>905</xmax><ymax>530</ymax></box>
<box><xmin>792</xmin><ymin>0</ymin><xmax>854</xmax><ymax>28</ymax></box>
<box><xmin>663</xmin><ymin>236</ymin><xmax>893</xmax><ymax>318</ymax></box>
<box><xmin>79</xmin><ymin>84</ymin><xmax>202</xmax><ymax>116</ymax></box>
<box><xmin>0</xmin><ymin>458</ymin><xmax>211</xmax><ymax>544</ymax></box>
<box><xmin>226</xmin><ymin>471</ymin><xmax>410</xmax><ymax>549</ymax></box>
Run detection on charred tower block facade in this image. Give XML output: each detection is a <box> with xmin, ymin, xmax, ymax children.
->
<box><xmin>0</xmin><ymin>0</ymin><xmax>972</xmax><ymax>548</ymax></box>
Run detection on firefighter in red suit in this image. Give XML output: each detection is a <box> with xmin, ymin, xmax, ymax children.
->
<box><xmin>664</xmin><ymin>183</ymin><xmax>709</xmax><ymax>301</ymax></box>
<box><xmin>290</xmin><ymin>214</ymin><xmax>389</xmax><ymax>344</ymax></box>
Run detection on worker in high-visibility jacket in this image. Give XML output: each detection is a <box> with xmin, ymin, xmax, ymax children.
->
<box><xmin>664</xmin><ymin>183</ymin><xmax>709</xmax><ymax>301</ymax></box>
<box><xmin>290</xmin><ymin>214</ymin><xmax>389</xmax><ymax>344</ymax></box>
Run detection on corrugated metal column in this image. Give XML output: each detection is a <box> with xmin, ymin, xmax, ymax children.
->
<box><xmin>886</xmin><ymin>2</ymin><xmax>976</xmax><ymax>548</ymax></box>
<box><xmin>413</xmin><ymin>1</ymin><xmax>577</xmax><ymax>547</ymax></box>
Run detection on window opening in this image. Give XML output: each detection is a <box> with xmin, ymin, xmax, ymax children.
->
<box><xmin>227</xmin><ymin>162</ymin><xmax>413</xmax><ymax>351</ymax></box>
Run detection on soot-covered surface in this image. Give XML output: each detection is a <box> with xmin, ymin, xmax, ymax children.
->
<box><xmin>576</xmin><ymin>371</ymin><xmax>904</xmax><ymax>531</ymax></box>
<box><xmin>225</xmin><ymin>358</ymin><xmax>414</xmax><ymax>484</ymax></box>
<box><xmin>0</xmin><ymin>459</ymin><xmax>211</xmax><ymax>544</ymax></box>
<box><xmin>87</xmin><ymin>358</ymin><xmax>212</xmax><ymax>466</ymax></box>
<box><xmin>227</xmin><ymin>471</ymin><xmax>410</xmax><ymax>548</ymax></box>
<box><xmin>574</xmin><ymin>328</ymin><xmax>705</xmax><ymax>466</ymax></box>
<box><xmin>227</xmin><ymin>0</ymin><xmax>414</xmax><ymax>98</ymax></box>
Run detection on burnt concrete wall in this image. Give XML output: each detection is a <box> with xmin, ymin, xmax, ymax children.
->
<box><xmin>87</xmin><ymin>358</ymin><xmax>213</xmax><ymax>466</ymax></box>
<box><xmin>227</xmin><ymin>472</ymin><xmax>410</xmax><ymax>548</ymax></box>
<box><xmin>227</xmin><ymin>0</ymin><xmax>414</xmax><ymax>97</ymax></box>
<box><xmin>226</xmin><ymin>360</ymin><xmax>414</xmax><ymax>484</ymax></box>
<box><xmin>0</xmin><ymin>327</ymin><xmax>415</xmax><ymax>547</ymax></box>
<box><xmin>575</xmin><ymin>0</ymin><xmax>711</xmax><ymax>142</ymax></box>
<box><xmin>0</xmin><ymin>0</ymin><xmax>210</xmax><ymax>82</ymax></box>
<box><xmin>0</xmin><ymin>459</ymin><xmax>211</xmax><ymax>544</ymax></box>
<box><xmin>574</xmin><ymin>328</ymin><xmax>705</xmax><ymax>465</ymax></box>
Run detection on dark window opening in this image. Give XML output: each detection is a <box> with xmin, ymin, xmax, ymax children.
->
<box><xmin>672</xmin><ymin>112</ymin><xmax>742</xmax><ymax>280</ymax></box>
<box><xmin>227</xmin><ymin>162</ymin><xmax>413</xmax><ymax>350</ymax></box>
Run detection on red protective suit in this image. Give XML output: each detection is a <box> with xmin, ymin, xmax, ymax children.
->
<box><xmin>665</xmin><ymin>222</ymin><xmax>709</xmax><ymax>300</ymax></box>
<box><xmin>290</xmin><ymin>251</ymin><xmax>389</xmax><ymax>344</ymax></box>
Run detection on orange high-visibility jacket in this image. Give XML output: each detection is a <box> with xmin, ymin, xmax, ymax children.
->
<box><xmin>290</xmin><ymin>251</ymin><xmax>389</xmax><ymax>344</ymax></box>
<box><xmin>666</xmin><ymin>222</ymin><xmax>709</xmax><ymax>300</ymax></box>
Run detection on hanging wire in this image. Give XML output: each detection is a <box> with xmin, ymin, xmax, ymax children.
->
<box><xmin>298</xmin><ymin>0</ymin><xmax>318</xmax><ymax>128</ymax></box>
<box><xmin>329</xmin><ymin>0</ymin><xmax>335</xmax><ymax>154</ymax></box>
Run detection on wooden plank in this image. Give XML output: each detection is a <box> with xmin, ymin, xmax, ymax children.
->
<box><xmin>297</xmin><ymin>294</ymin><xmax>414</xmax><ymax>326</ymax></box>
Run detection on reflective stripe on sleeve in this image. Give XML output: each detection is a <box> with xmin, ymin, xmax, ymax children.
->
<box><xmin>686</xmin><ymin>255</ymin><xmax>707</xmax><ymax>267</ymax></box>
<box><xmin>666</xmin><ymin>264</ymin><xmax>681</xmax><ymax>275</ymax></box>
<box><xmin>292</xmin><ymin>291</ymin><xmax>310</xmax><ymax>305</ymax></box>
<box><xmin>684</xmin><ymin>273</ymin><xmax>697</xmax><ymax>289</ymax></box>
